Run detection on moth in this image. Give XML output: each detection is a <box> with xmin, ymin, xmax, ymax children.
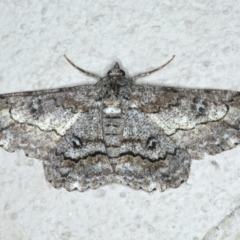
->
<box><xmin>0</xmin><ymin>55</ymin><xmax>240</xmax><ymax>192</ymax></box>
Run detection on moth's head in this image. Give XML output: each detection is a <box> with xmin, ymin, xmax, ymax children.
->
<box><xmin>107</xmin><ymin>62</ymin><xmax>125</xmax><ymax>78</ymax></box>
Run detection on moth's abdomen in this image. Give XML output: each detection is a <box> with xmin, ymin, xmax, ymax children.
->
<box><xmin>102</xmin><ymin>101</ymin><xmax>124</xmax><ymax>165</ymax></box>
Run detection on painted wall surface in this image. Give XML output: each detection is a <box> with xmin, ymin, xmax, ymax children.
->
<box><xmin>0</xmin><ymin>1</ymin><xmax>240</xmax><ymax>239</ymax></box>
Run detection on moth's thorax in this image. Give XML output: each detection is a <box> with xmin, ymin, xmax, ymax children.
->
<box><xmin>98</xmin><ymin>77</ymin><xmax>132</xmax><ymax>100</ymax></box>
<box><xmin>110</xmin><ymin>76</ymin><xmax>122</xmax><ymax>82</ymax></box>
<box><xmin>97</xmin><ymin>62</ymin><xmax>131</xmax><ymax>99</ymax></box>
<box><xmin>108</xmin><ymin>76</ymin><xmax>126</xmax><ymax>89</ymax></box>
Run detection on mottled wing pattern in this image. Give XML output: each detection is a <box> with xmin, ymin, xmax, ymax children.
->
<box><xmin>112</xmin><ymin>85</ymin><xmax>240</xmax><ymax>191</ymax></box>
<box><xmin>1</xmin><ymin>82</ymin><xmax>240</xmax><ymax>192</ymax></box>
<box><xmin>44</xmin><ymin>106</ymin><xmax>113</xmax><ymax>191</ymax></box>
<box><xmin>114</xmin><ymin>107</ymin><xmax>191</xmax><ymax>191</ymax></box>
<box><xmin>0</xmin><ymin>86</ymin><xmax>113</xmax><ymax>191</ymax></box>
<box><xmin>131</xmin><ymin>85</ymin><xmax>240</xmax><ymax>159</ymax></box>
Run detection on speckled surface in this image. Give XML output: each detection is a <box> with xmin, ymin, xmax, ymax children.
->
<box><xmin>0</xmin><ymin>1</ymin><xmax>240</xmax><ymax>240</ymax></box>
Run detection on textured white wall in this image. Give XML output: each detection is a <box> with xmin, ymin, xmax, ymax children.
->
<box><xmin>0</xmin><ymin>1</ymin><xmax>240</xmax><ymax>239</ymax></box>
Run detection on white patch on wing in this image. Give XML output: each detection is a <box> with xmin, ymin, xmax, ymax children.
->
<box><xmin>147</xmin><ymin>104</ymin><xmax>227</xmax><ymax>135</ymax></box>
<box><xmin>56</xmin><ymin>111</ymin><xmax>82</xmax><ymax>135</ymax></box>
<box><xmin>224</xmin><ymin>106</ymin><xmax>240</xmax><ymax>126</ymax></box>
<box><xmin>208</xmin><ymin>104</ymin><xmax>227</xmax><ymax>120</ymax></box>
<box><xmin>11</xmin><ymin>108</ymin><xmax>82</xmax><ymax>136</ymax></box>
<box><xmin>130</xmin><ymin>102</ymin><xmax>138</xmax><ymax>108</ymax></box>
<box><xmin>0</xmin><ymin>108</ymin><xmax>15</xmax><ymax>128</ymax></box>
<box><xmin>69</xmin><ymin>180</ymin><xmax>80</xmax><ymax>191</ymax></box>
<box><xmin>147</xmin><ymin>113</ymin><xmax>175</xmax><ymax>135</ymax></box>
<box><xmin>0</xmin><ymin>108</ymin><xmax>10</xmax><ymax>117</ymax></box>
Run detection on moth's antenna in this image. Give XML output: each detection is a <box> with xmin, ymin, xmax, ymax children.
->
<box><xmin>64</xmin><ymin>55</ymin><xmax>101</xmax><ymax>80</ymax></box>
<box><xmin>131</xmin><ymin>55</ymin><xmax>175</xmax><ymax>81</ymax></box>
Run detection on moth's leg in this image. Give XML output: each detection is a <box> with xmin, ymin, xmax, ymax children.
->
<box><xmin>64</xmin><ymin>55</ymin><xmax>101</xmax><ymax>80</ymax></box>
<box><xmin>131</xmin><ymin>55</ymin><xmax>175</xmax><ymax>81</ymax></box>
